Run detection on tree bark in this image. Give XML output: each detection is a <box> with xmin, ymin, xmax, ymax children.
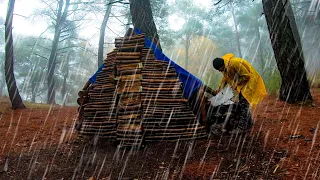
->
<box><xmin>129</xmin><ymin>0</ymin><xmax>161</xmax><ymax>50</ymax></box>
<box><xmin>230</xmin><ymin>1</ymin><xmax>242</xmax><ymax>58</ymax></box>
<box><xmin>185</xmin><ymin>33</ymin><xmax>190</xmax><ymax>70</ymax></box>
<box><xmin>61</xmin><ymin>52</ymin><xmax>70</xmax><ymax>106</ymax></box>
<box><xmin>4</xmin><ymin>0</ymin><xmax>25</xmax><ymax>109</ymax></box>
<box><xmin>47</xmin><ymin>0</ymin><xmax>70</xmax><ymax>104</ymax></box>
<box><xmin>0</xmin><ymin>80</ymin><xmax>4</xmax><ymax>96</ymax></box>
<box><xmin>262</xmin><ymin>0</ymin><xmax>312</xmax><ymax>103</ymax></box>
<box><xmin>31</xmin><ymin>86</ymin><xmax>36</xmax><ymax>103</ymax></box>
<box><xmin>97</xmin><ymin>0</ymin><xmax>113</xmax><ymax>68</ymax></box>
<box><xmin>253</xmin><ymin>18</ymin><xmax>266</xmax><ymax>76</ymax></box>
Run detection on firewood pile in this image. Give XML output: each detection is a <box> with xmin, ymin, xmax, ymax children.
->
<box><xmin>114</xmin><ymin>34</ymin><xmax>144</xmax><ymax>147</ymax></box>
<box><xmin>77</xmin><ymin>51</ymin><xmax>117</xmax><ymax>139</ymax></box>
<box><xmin>77</xmin><ymin>31</ymin><xmax>206</xmax><ymax>147</ymax></box>
<box><xmin>140</xmin><ymin>48</ymin><xmax>207</xmax><ymax>140</ymax></box>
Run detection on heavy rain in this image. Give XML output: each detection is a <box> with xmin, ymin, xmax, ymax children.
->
<box><xmin>0</xmin><ymin>0</ymin><xmax>320</xmax><ymax>179</ymax></box>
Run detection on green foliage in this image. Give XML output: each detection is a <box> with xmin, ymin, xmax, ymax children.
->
<box><xmin>150</xmin><ymin>0</ymin><xmax>174</xmax><ymax>47</ymax></box>
<box><xmin>202</xmin><ymin>71</ymin><xmax>222</xmax><ymax>90</ymax></box>
<box><xmin>264</xmin><ymin>68</ymin><xmax>281</xmax><ymax>95</ymax></box>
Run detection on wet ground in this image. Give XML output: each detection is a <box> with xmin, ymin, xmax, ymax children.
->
<box><xmin>0</xmin><ymin>88</ymin><xmax>319</xmax><ymax>179</ymax></box>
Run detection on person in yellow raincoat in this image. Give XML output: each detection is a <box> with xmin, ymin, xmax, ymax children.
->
<box><xmin>212</xmin><ymin>53</ymin><xmax>267</xmax><ymax>132</ymax></box>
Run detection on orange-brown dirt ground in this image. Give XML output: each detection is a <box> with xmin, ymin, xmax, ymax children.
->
<box><xmin>0</xmin><ymin>88</ymin><xmax>319</xmax><ymax>179</ymax></box>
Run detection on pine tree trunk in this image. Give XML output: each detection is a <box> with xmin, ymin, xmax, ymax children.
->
<box><xmin>230</xmin><ymin>1</ymin><xmax>242</xmax><ymax>58</ymax></box>
<box><xmin>31</xmin><ymin>87</ymin><xmax>36</xmax><ymax>103</ymax></box>
<box><xmin>61</xmin><ymin>76</ymin><xmax>67</xmax><ymax>106</ymax></box>
<box><xmin>0</xmin><ymin>73</ymin><xmax>4</xmax><ymax>96</ymax></box>
<box><xmin>262</xmin><ymin>0</ymin><xmax>312</xmax><ymax>103</ymax></box>
<box><xmin>125</xmin><ymin>12</ymin><xmax>131</xmax><ymax>32</ymax></box>
<box><xmin>47</xmin><ymin>0</ymin><xmax>70</xmax><ymax>104</ymax></box>
<box><xmin>0</xmin><ymin>81</ymin><xmax>4</xmax><ymax>96</ymax></box>
<box><xmin>4</xmin><ymin>0</ymin><xmax>25</xmax><ymax>109</ymax></box>
<box><xmin>185</xmin><ymin>33</ymin><xmax>190</xmax><ymax>70</ymax></box>
<box><xmin>129</xmin><ymin>0</ymin><xmax>161</xmax><ymax>50</ymax></box>
<box><xmin>254</xmin><ymin>18</ymin><xmax>265</xmax><ymax>77</ymax></box>
<box><xmin>97</xmin><ymin>0</ymin><xmax>113</xmax><ymax>68</ymax></box>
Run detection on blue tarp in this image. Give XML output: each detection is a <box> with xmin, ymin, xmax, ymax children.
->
<box><xmin>89</xmin><ymin>28</ymin><xmax>203</xmax><ymax>99</ymax></box>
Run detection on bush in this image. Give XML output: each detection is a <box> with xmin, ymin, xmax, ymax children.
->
<box><xmin>264</xmin><ymin>68</ymin><xmax>281</xmax><ymax>95</ymax></box>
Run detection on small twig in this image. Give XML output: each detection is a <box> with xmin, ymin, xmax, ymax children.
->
<box><xmin>13</xmin><ymin>14</ymin><xmax>27</xmax><ymax>18</ymax></box>
<box><xmin>33</xmin><ymin>53</ymin><xmax>49</xmax><ymax>60</ymax></box>
<box><xmin>214</xmin><ymin>0</ymin><xmax>223</xmax><ymax>5</ymax></box>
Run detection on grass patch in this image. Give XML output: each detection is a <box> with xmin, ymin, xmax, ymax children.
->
<box><xmin>24</xmin><ymin>101</ymin><xmax>56</xmax><ymax>109</ymax></box>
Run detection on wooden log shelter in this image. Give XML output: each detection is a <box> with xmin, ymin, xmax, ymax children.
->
<box><xmin>77</xmin><ymin>29</ymin><xmax>206</xmax><ymax>147</ymax></box>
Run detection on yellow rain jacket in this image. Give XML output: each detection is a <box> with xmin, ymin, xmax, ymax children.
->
<box><xmin>218</xmin><ymin>53</ymin><xmax>267</xmax><ymax>108</ymax></box>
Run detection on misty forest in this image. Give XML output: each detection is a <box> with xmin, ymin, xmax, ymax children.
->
<box><xmin>0</xmin><ymin>0</ymin><xmax>320</xmax><ymax>179</ymax></box>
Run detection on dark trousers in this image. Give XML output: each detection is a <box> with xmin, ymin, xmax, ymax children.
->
<box><xmin>237</xmin><ymin>93</ymin><xmax>253</xmax><ymax>130</ymax></box>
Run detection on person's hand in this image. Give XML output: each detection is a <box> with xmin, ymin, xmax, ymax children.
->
<box><xmin>212</xmin><ymin>89</ymin><xmax>219</xmax><ymax>95</ymax></box>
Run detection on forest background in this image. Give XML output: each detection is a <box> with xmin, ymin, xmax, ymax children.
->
<box><xmin>0</xmin><ymin>0</ymin><xmax>319</xmax><ymax>105</ymax></box>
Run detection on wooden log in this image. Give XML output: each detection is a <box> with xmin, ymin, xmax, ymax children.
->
<box><xmin>118</xmin><ymin>114</ymin><xmax>140</xmax><ymax>119</ymax></box>
<box><xmin>141</xmin><ymin>79</ymin><xmax>179</xmax><ymax>83</ymax></box>
<box><xmin>141</xmin><ymin>84</ymin><xmax>180</xmax><ymax>89</ymax></box>
<box><xmin>85</xmin><ymin>101</ymin><xmax>117</xmax><ymax>106</ymax></box>
<box><xmin>84</xmin><ymin>107</ymin><xmax>116</xmax><ymax>111</ymax></box>
<box><xmin>84</xmin><ymin>104</ymin><xmax>115</xmax><ymax>108</ymax></box>
<box><xmin>117</xmin><ymin>63</ymin><xmax>140</xmax><ymax>69</ymax></box>
<box><xmin>117</xmin><ymin>81</ymin><xmax>141</xmax><ymax>94</ymax></box>
<box><xmin>117</xmin><ymin>45</ymin><xmax>144</xmax><ymax>51</ymax></box>
<box><xmin>78</xmin><ymin>90</ymin><xmax>88</xmax><ymax>97</ymax></box>
<box><xmin>115</xmin><ymin>42</ymin><xmax>144</xmax><ymax>48</ymax></box>
<box><xmin>143</xmin><ymin>112</ymin><xmax>195</xmax><ymax>117</ymax></box>
<box><xmin>83</xmin><ymin>117</ymin><xmax>117</xmax><ymax>121</ymax></box>
<box><xmin>141</xmin><ymin>90</ymin><xmax>182</xmax><ymax>95</ymax></box>
<box><xmin>79</xmin><ymin>131</ymin><xmax>116</xmax><ymax>136</ymax></box>
<box><xmin>143</xmin><ymin>113</ymin><xmax>195</xmax><ymax>119</ymax></box>
<box><xmin>117</xmin><ymin>67</ymin><xmax>141</xmax><ymax>72</ymax></box>
<box><xmin>89</xmin><ymin>94</ymin><xmax>115</xmax><ymax>98</ymax></box>
<box><xmin>143</xmin><ymin>108</ymin><xmax>193</xmax><ymax>113</ymax></box>
<box><xmin>82</xmin><ymin>81</ymin><xmax>91</xmax><ymax>91</ymax></box>
<box><xmin>143</xmin><ymin>106</ymin><xmax>190</xmax><ymax>111</ymax></box>
<box><xmin>144</xmin><ymin>135</ymin><xmax>206</xmax><ymax>141</ymax></box>
<box><xmin>89</xmin><ymin>92</ymin><xmax>115</xmax><ymax>96</ymax></box>
<box><xmin>81</xmin><ymin>124</ymin><xmax>116</xmax><ymax>129</ymax></box>
<box><xmin>142</xmin><ymin>87</ymin><xmax>180</xmax><ymax>91</ymax></box>
<box><xmin>81</xmin><ymin>121</ymin><xmax>117</xmax><ymax>125</ymax></box>
<box><xmin>143</xmin><ymin>123</ymin><xmax>199</xmax><ymax>129</ymax></box>
<box><xmin>142</xmin><ymin>73</ymin><xmax>176</xmax><ymax>77</ymax></box>
<box><xmin>114</xmin><ymin>38</ymin><xmax>145</xmax><ymax>44</ymax></box>
<box><xmin>115</xmin><ymin>34</ymin><xmax>145</xmax><ymax>40</ymax></box>
<box><xmin>115</xmin><ymin>43</ymin><xmax>144</xmax><ymax>48</ymax></box>
<box><xmin>92</xmin><ymin>84</ymin><xmax>114</xmax><ymax>88</ymax></box>
<box><xmin>115</xmin><ymin>55</ymin><xmax>141</xmax><ymax>59</ymax></box>
<box><xmin>115</xmin><ymin>60</ymin><xmax>141</xmax><ymax>64</ymax></box>
<box><xmin>117</xmin><ymin>110</ymin><xmax>142</xmax><ymax>116</ymax></box>
<box><xmin>107</xmin><ymin>51</ymin><xmax>117</xmax><ymax>55</ymax></box>
<box><xmin>88</xmin><ymin>92</ymin><xmax>115</xmax><ymax>96</ymax></box>
<box><xmin>84</xmin><ymin>110</ymin><xmax>117</xmax><ymax>115</ymax></box>
<box><xmin>118</xmin><ymin>104</ymin><xmax>141</xmax><ymax>111</ymax></box>
<box><xmin>141</xmin><ymin>82</ymin><xmax>181</xmax><ymax>86</ymax></box>
<box><xmin>117</xmin><ymin>69</ymin><xmax>141</xmax><ymax>75</ymax></box>
<box><xmin>142</xmin><ymin>102</ymin><xmax>186</xmax><ymax>107</ymax></box>
<box><xmin>142</xmin><ymin>76</ymin><xmax>178</xmax><ymax>80</ymax></box>
<box><xmin>142</xmin><ymin>70</ymin><xmax>176</xmax><ymax>74</ymax></box>
<box><xmin>117</xmin><ymin>88</ymin><xmax>140</xmax><ymax>94</ymax></box>
<box><xmin>142</xmin><ymin>96</ymin><xmax>184</xmax><ymax>101</ymax></box>
<box><xmin>118</xmin><ymin>74</ymin><xmax>142</xmax><ymax>81</ymax></box>
<box><xmin>116</xmin><ymin>52</ymin><xmax>141</xmax><ymax>56</ymax></box>
<box><xmin>92</xmin><ymin>80</ymin><xmax>114</xmax><ymax>84</ymax></box>
<box><xmin>77</xmin><ymin>97</ymin><xmax>89</xmax><ymax>105</ymax></box>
